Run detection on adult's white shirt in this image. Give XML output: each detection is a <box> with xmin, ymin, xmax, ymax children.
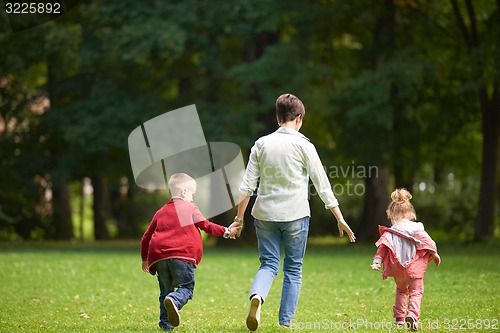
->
<box><xmin>239</xmin><ymin>127</ymin><xmax>339</xmax><ymax>222</ymax></box>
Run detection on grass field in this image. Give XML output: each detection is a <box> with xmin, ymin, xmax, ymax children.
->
<box><xmin>0</xmin><ymin>241</ymin><xmax>499</xmax><ymax>332</ymax></box>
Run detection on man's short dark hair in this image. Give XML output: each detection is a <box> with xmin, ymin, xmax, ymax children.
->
<box><xmin>275</xmin><ymin>93</ymin><xmax>305</xmax><ymax>124</ymax></box>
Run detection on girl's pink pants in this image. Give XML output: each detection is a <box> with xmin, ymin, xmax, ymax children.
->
<box><xmin>393</xmin><ymin>277</ymin><xmax>424</xmax><ymax>320</ymax></box>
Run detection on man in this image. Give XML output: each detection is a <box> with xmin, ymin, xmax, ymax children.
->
<box><xmin>233</xmin><ymin>93</ymin><xmax>356</xmax><ymax>330</ymax></box>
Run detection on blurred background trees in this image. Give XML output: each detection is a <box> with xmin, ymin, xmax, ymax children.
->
<box><xmin>0</xmin><ymin>0</ymin><xmax>498</xmax><ymax>243</ymax></box>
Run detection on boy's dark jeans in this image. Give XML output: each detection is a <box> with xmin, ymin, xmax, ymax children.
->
<box><xmin>156</xmin><ymin>259</ymin><xmax>195</xmax><ymax>330</ymax></box>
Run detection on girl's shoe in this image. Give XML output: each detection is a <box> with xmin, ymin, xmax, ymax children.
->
<box><xmin>405</xmin><ymin>316</ymin><xmax>419</xmax><ymax>331</ymax></box>
<box><xmin>395</xmin><ymin>317</ymin><xmax>405</xmax><ymax>325</ymax></box>
<box><xmin>246</xmin><ymin>295</ymin><xmax>262</xmax><ymax>331</ymax></box>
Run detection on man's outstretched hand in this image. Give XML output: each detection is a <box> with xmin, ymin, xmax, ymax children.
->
<box><xmin>338</xmin><ymin>220</ymin><xmax>356</xmax><ymax>243</ymax></box>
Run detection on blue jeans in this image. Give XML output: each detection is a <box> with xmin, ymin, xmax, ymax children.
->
<box><xmin>156</xmin><ymin>259</ymin><xmax>195</xmax><ymax>330</ymax></box>
<box><xmin>250</xmin><ymin>217</ymin><xmax>310</xmax><ymax>326</ymax></box>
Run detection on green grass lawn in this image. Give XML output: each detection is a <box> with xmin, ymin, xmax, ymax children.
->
<box><xmin>0</xmin><ymin>242</ymin><xmax>499</xmax><ymax>332</ymax></box>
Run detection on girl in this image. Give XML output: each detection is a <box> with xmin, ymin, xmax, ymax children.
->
<box><xmin>371</xmin><ymin>188</ymin><xmax>441</xmax><ymax>331</ymax></box>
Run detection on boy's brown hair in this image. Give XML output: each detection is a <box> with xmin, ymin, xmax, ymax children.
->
<box><xmin>275</xmin><ymin>93</ymin><xmax>305</xmax><ymax>124</ymax></box>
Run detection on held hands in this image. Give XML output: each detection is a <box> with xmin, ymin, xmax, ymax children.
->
<box><xmin>228</xmin><ymin>220</ymin><xmax>244</xmax><ymax>238</ymax></box>
<box><xmin>228</xmin><ymin>224</ymin><xmax>243</xmax><ymax>239</ymax></box>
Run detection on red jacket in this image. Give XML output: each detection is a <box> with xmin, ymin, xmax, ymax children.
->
<box><xmin>374</xmin><ymin>222</ymin><xmax>437</xmax><ymax>279</ymax></box>
<box><xmin>140</xmin><ymin>198</ymin><xmax>226</xmax><ymax>275</ymax></box>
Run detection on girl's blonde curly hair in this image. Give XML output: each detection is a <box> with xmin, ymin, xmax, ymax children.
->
<box><xmin>386</xmin><ymin>188</ymin><xmax>416</xmax><ymax>224</ymax></box>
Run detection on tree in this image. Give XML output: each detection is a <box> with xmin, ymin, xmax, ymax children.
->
<box><xmin>0</xmin><ymin>0</ymin><xmax>497</xmax><ymax>243</ymax></box>
<box><xmin>0</xmin><ymin>15</ymin><xmax>56</xmax><ymax>239</ymax></box>
<box><xmin>450</xmin><ymin>0</ymin><xmax>500</xmax><ymax>241</ymax></box>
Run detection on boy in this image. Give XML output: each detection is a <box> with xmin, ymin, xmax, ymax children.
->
<box><xmin>140</xmin><ymin>173</ymin><xmax>241</xmax><ymax>331</ymax></box>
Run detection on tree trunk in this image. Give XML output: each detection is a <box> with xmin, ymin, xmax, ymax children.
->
<box><xmin>91</xmin><ymin>174</ymin><xmax>109</xmax><ymax>240</ymax></box>
<box><xmin>47</xmin><ymin>53</ymin><xmax>74</xmax><ymax>240</ymax></box>
<box><xmin>451</xmin><ymin>0</ymin><xmax>500</xmax><ymax>241</ymax></box>
<box><xmin>110</xmin><ymin>180</ymin><xmax>140</xmax><ymax>239</ymax></box>
<box><xmin>220</xmin><ymin>31</ymin><xmax>278</xmax><ymax>246</ymax></box>
<box><xmin>357</xmin><ymin>0</ymin><xmax>395</xmax><ymax>242</ymax></box>
<box><xmin>357</xmin><ymin>167</ymin><xmax>390</xmax><ymax>242</ymax></box>
<box><xmin>474</xmin><ymin>87</ymin><xmax>500</xmax><ymax>241</ymax></box>
<box><xmin>51</xmin><ymin>183</ymin><xmax>74</xmax><ymax>240</ymax></box>
<box><xmin>392</xmin><ymin>85</ymin><xmax>415</xmax><ymax>190</ymax></box>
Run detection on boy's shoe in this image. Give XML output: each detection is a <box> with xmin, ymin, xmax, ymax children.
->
<box><xmin>164</xmin><ymin>297</ymin><xmax>180</xmax><ymax>327</ymax></box>
<box><xmin>395</xmin><ymin>317</ymin><xmax>405</xmax><ymax>325</ymax></box>
<box><xmin>158</xmin><ymin>323</ymin><xmax>173</xmax><ymax>332</ymax></box>
<box><xmin>246</xmin><ymin>295</ymin><xmax>262</xmax><ymax>331</ymax></box>
<box><xmin>405</xmin><ymin>316</ymin><xmax>419</xmax><ymax>331</ymax></box>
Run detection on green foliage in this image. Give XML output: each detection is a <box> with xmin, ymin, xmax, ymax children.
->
<box><xmin>0</xmin><ymin>0</ymin><xmax>498</xmax><ymax>240</ymax></box>
<box><xmin>413</xmin><ymin>179</ymin><xmax>480</xmax><ymax>242</ymax></box>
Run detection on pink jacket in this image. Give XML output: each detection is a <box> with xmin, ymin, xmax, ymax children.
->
<box><xmin>374</xmin><ymin>221</ymin><xmax>437</xmax><ymax>279</ymax></box>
